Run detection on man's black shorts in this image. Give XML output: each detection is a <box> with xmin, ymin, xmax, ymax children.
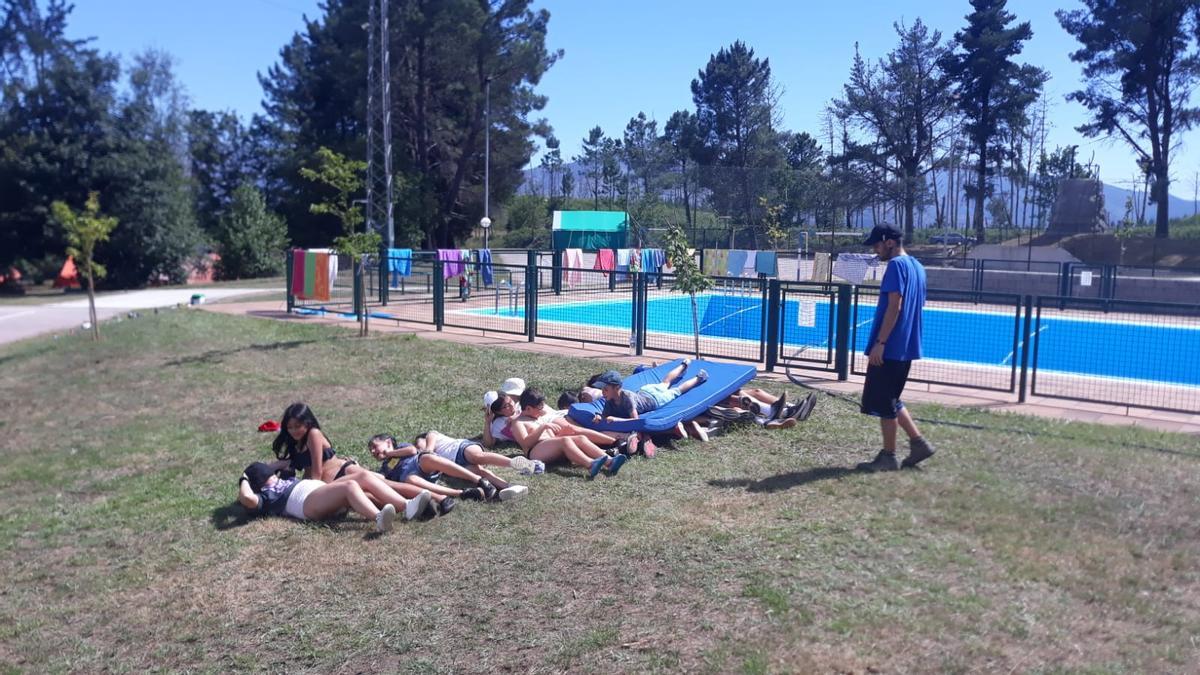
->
<box><xmin>860</xmin><ymin>359</ymin><xmax>913</xmax><ymax>419</ymax></box>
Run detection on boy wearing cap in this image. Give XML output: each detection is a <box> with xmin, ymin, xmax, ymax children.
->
<box><xmin>592</xmin><ymin>360</ymin><xmax>708</xmax><ymax>424</ymax></box>
<box><xmin>856</xmin><ymin>224</ymin><xmax>936</xmax><ymax>472</ymax></box>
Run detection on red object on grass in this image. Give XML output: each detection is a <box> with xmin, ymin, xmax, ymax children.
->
<box><xmin>258</xmin><ymin>420</ymin><xmax>280</xmax><ymax>433</ymax></box>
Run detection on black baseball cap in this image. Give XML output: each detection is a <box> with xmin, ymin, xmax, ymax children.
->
<box><xmin>594</xmin><ymin>370</ymin><xmax>623</xmax><ymax>387</ymax></box>
<box><xmin>863</xmin><ymin>224</ymin><xmax>903</xmax><ymax>246</ymax></box>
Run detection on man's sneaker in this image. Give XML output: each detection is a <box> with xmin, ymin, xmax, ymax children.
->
<box><xmin>510</xmin><ymin>455</ymin><xmax>536</xmax><ymax>476</ymax></box>
<box><xmin>405</xmin><ymin>490</ymin><xmax>432</xmax><ymax>520</ymax></box>
<box><xmin>788</xmin><ymin>392</ymin><xmax>818</xmax><ymax>422</ymax></box>
<box><xmin>696</xmin><ymin>369</ymin><xmax>709</xmax><ymax>383</ymax></box>
<box><xmin>767</xmin><ymin>392</ymin><xmax>787</xmax><ymax>421</ymax></box>
<box><xmin>438</xmin><ymin>496</ymin><xmax>457</xmax><ymax>515</ymax></box>
<box><xmin>685</xmin><ymin>420</ymin><xmax>709</xmax><ymax>442</ymax></box>
<box><xmin>856</xmin><ymin>450</ymin><xmax>899</xmax><ymax>473</ymax></box>
<box><xmin>376</xmin><ymin>503</ymin><xmax>397</xmax><ymax>533</ymax></box>
<box><xmin>499</xmin><ymin>485</ymin><xmax>529</xmax><ymax>501</ymax></box>
<box><xmin>531</xmin><ymin>459</ymin><xmax>546</xmax><ymax>475</ymax></box>
<box><xmin>763</xmin><ymin>417</ymin><xmax>797</xmax><ymax>430</ymax></box>
<box><xmin>478</xmin><ymin>479</ymin><xmax>499</xmax><ymax>501</ymax></box>
<box><xmin>606</xmin><ymin>453</ymin><xmax>628</xmax><ymax>477</ymax></box>
<box><xmin>902</xmin><ymin>437</ymin><xmax>936</xmax><ymax>468</ymax></box>
<box><xmin>588</xmin><ymin>455</ymin><xmax>606</xmax><ymax>480</ymax></box>
<box><xmin>739</xmin><ymin>396</ymin><xmax>763</xmax><ymax>416</ymax></box>
<box><xmin>461</xmin><ymin>487</ymin><xmax>485</xmax><ymax>501</ymax></box>
<box><xmin>419</xmin><ymin>499</ymin><xmax>439</xmax><ymax>521</ymax></box>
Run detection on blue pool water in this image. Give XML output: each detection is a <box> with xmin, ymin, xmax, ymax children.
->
<box><xmin>462</xmin><ymin>294</ymin><xmax>1200</xmax><ymax>387</ymax></box>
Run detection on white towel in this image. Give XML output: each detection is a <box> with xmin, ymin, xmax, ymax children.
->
<box><xmin>564</xmin><ymin>248</ymin><xmax>584</xmax><ymax>285</ymax></box>
<box><xmin>309</xmin><ymin>247</ymin><xmax>338</xmax><ymax>286</ymax></box>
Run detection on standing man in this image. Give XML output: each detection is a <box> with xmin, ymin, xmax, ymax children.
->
<box><xmin>856</xmin><ymin>224</ymin><xmax>936</xmax><ymax>472</ymax></box>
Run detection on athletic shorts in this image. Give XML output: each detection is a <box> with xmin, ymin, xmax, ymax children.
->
<box><xmin>390</xmin><ymin>453</ymin><xmax>442</xmax><ymax>483</ymax></box>
<box><xmin>860</xmin><ymin>359</ymin><xmax>913</xmax><ymax>419</ymax></box>
<box><xmin>450</xmin><ymin>439</ymin><xmax>478</xmax><ymax>467</ymax></box>
<box><xmin>639</xmin><ymin>383</ymin><xmax>681</xmax><ymax>409</ymax></box>
<box><xmin>284</xmin><ymin>479</ymin><xmax>325</xmax><ymax>520</ymax></box>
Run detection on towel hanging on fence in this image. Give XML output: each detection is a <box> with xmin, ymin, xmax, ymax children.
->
<box><xmin>291</xmin><ymin>249</ymin><xmax>332</xmax><ymax>301</ymax></box>
<box><xmin>734</xmin><ymin>249</ymin><xmax>753</xmax><ymax>276</ymax></box>
<box><xmin>629</xmin><ymin>247</ymin><xmax>642</xmax><ymax>273</ymax></box>
<box><xmin>615</xmin><ymin>248</ymin><xmax>631</xmax><ymax>282</ymax></box>
<box><xmin>755</xmin><ymin>251</ymin><xmax>778</xmax><ymax>277</ymax></box>
<box><xmin>726</xmin><ymin>249</ymin><xmax>748</xmax><ymax>276</ymax></box>
<box><xmin>706</xmin><ymin>250</ymin><xmax>730</xmax><ymax>277</ymax></box>
<box><xmin>477</xmin><ymin>249</ymin><xmax>494</xmax><ymax>286</ymax></box>
<box><xmin>438</xmin><ymin>249</ymin><xmax>464</xmax><ymax>278</ymax></box>
<box><xmin>564</xmin><ymin>248</ymin><xmax>584</xmax><ymax>285</ymax></box>
<box><xmin>386</xmin><ymin>248</ymin><xmax>412</xmax><ymax>287</ymax></box>
<box><xmin>641</xmin><ymin>248</ymin><xmax>658</xmax><ymax>282</ymax></box>
<box><xmin>832</xmin><ymin>252</ymin><xmax>878</xmax><ymax>285</ymax></box>
<box><xmin>594</xmin><ymin>248</ymin><xmax>615</xmax><ymax>271</ymax></box>
<box><xmin>309</xmin><ymin>247</ymin><xmax>338</xmax><ymax>288</ymax></box>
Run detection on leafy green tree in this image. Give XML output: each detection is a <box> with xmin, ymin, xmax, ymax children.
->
<box><xmin>258</xmin><ymin>0</ymin><xmax>559</xmax><ymax>249</ymax></box>
<box><xmin>623</xmin><ymin>112</ymin><xmax>665</xmax><ymax>198</ymax></box>
<box><xmin>834</xmin><ymin>20</ymin><xmax>956</xmax><ymax>236</ymax></box>
<box><xmin>100</xmin><ymin>49</ymin><xmax>202</xmax><ymax>287</ymax></box>
<box><xmin>51</xmin><ymin>192</ymin><xmax>117</xmax><ymax>341</ymax></box>
<box><xmin>1057</xmin><ymin>0</ymin><xmax>1200</xmax><ymax>239</ymax></box>
<box><xmin>663</xmin><ymin>110</ymin><xmax>701</xmax><ymax>227</ymax></box>
<box><xmin>662</xmin><ymin>221</ymin><xmax>713</xmax><ymax>359</ymax></box>
<box><xmin>187</xmin><ymin>109</ymin><xmax>250</xmax><ymax>236</ymax></box>
<box><xmin>0</xmin><ymin>0</ymin><xmax>120</xmax><ymax>273</ymax></box>
<box><xmin>300</xmin><ymin>147</ymin><xmax>378</xmax><ymax>335</ymax></box>
<box><xmin>577</xmin><ymin>126</ymin><xmax>608</xmax><ymax>209</ymax></box>
<box><xmin>691</xmin><ymin>41</ymin><xmax>786</xmax><ymax>245</ymax></box>
<box><xmin>943</xmin><ymin>0</ymin><xmax>1047</xmax><ymax>242</ymax></box>
<box><xmin>215</xmin><ymin>184</ymin><xmax>289</xmax><ymax>279</ymax></box>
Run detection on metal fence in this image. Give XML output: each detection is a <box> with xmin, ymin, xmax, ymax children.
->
<box><xmin>284</xmin><ymin>250</ymin><xmax>1200</xmax><ymax>415</ymax></box>
<box><xmin>1031</xmin><ymin>296</ymin><xmax>1200</xmax><ymax>414</ymax></box>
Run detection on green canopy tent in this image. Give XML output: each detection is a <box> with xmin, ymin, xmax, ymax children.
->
<box><xmin>551</xmin><ymin>210</ymin><xmax>628</xmax><ymax>250</ymax></box>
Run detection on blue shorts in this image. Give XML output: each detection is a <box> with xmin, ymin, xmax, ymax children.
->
<box><xmin>639</xmin><ymin>383</ymin><xmax>681</xmax><ymax>409</ymax></box>
<box><xmin>450</xmin><ymin>439</ymin><xmax>478</xmax><ymax>467</ymax></box>
<box><xmin>383</xmin><ymin>453</ymin><xmax>442</xmax><ymax>483</ymax></box>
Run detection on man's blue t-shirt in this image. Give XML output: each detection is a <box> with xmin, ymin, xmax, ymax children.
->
<box><xmin>866</xmin><ymin>254</ymin><xmax>926</xmax><ymax>361</ymax></box>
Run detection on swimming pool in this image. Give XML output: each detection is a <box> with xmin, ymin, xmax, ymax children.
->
<box><xmin>462</xmin><ymin>293</ymin><xmax>1200</xmax><ymax>387</ymax></box>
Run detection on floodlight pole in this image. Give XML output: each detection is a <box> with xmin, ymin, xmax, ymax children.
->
<box><xmin>482</xmin><ymin>75</ymin><xmax>493</xmax><ymax>249</ymax></box>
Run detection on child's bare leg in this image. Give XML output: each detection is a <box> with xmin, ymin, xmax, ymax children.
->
<box><xmin>462</xmin><ymin>444</ymin><xmax>520</xmax><ymax>469</ymax></box>
<box><xmin>418</xmin><ymin>454</ymin><xmax>483</xmax><ymax>484</ymax></box>
<box><xmin>352</xmin><ymin>471</ymin><xmax>415</xmax><ymax>511</ymax></box>
<box><xmin>305</xmin><ymin>481</ymin><xmax>377</xmax><ymax>520</ymax></box>
<box><xmin>561</xmin><ymin>420</ymin><xmax>617</xmax><ymax>445</ymax></box>
<box><xmin>405</xmin><ymin>474</ymin><xmax>461</xmax><ymax>498</ymax></box>
<box><xmin>528</xmin><ymin>440</ymin><xmax>566</xmax><ymax>465</ymax></box>
<box><xmin>379</xmin><ymin>476</ymin><xmax>435</xmax><ymax>499</ymax></box>
<box><xmin>662</xmin><ymin>361</ymin><xmax>688</xmax><ymax>384</ymax></box>
<box><xmin>470</xmin><ymin>464</ymin><xmax>510</xmax><ymax>489</ymax></box>
<box><xmin>676</xmin><ymin>375</ymin><xmax>704</xmax><ymax>395</ymax></box>
<box><xmin>533</xmin><ymin>437</ymin><xmax>591</xmax><ymax>467</ymax></box>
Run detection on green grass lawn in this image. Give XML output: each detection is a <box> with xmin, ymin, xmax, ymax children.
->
<box><xmin>2</xmin><ymin>310</ymin><xmax>1198</xmax><ymax>673</ymax></box>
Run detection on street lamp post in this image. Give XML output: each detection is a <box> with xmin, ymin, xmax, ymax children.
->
<box><xmin>481</xmin><ymin>75</ymin><xmax>493</xmax><ymax>250</ymax></box>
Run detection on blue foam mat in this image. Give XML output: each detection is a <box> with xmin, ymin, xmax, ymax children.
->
<box><xmin>567</xmin><ymin>358</ymin><xmax>756</xmax><ymax>432</ymax></box>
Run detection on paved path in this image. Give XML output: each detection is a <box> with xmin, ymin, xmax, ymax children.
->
<box><xmin>0</xmin><ymin>288</ymin><xmax>275</xmax><ymax>346</ymax></box>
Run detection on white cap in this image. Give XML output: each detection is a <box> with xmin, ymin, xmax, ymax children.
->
<box><xmin>483</xmin><ymin>391</ymin><xmax>500</xmax><ymax>408</ymax></box>
<box><xmin>500</xmin><ymin>377</ymin><xmax>526</xmax><ymax>396</ymax></box>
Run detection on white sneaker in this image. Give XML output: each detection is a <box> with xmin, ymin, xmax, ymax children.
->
<box><xmin>498</xmin><ymin>485</ymin><xmax>529</xmax><ymax>501</ymax></box>
<box><xmin>404</xmin><ymin>490</ymin><xmax>431</xmax><ymax>521</ymax></box>
<box><xmin>376</xmin><ymin>503</ymin><xmax>396</xmax><ymax>533</ymax></box>
<box><xmin>531</xmin><ymin>460</ymin><xmax>546</xmax><ymax>475</ymax></box>
<box><xmin>509</xmin><ymin>455</ymin><xmax>536</xmax><ymax>476</ymax></box>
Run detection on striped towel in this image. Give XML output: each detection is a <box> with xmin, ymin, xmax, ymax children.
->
<box><xmin>291</xmin><ymin>249</ymin><xmax>332</xmax><ymax>301</ymax></box>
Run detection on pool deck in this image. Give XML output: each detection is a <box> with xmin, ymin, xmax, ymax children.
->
<box><xmin>202</xmin><ymin>299</ymin><xmax>1200</xmax><ymax>437</ymax></box>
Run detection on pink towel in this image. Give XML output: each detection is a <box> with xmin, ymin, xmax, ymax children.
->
<box><xmin>594</xmin><ymin>248</ymin><xmax>615</xmax><ymax>271</ymax></box>
<box><xmin>563</xmin><ymin>248</ymin><xmax>584</xmax><ymax>285</ymax></box>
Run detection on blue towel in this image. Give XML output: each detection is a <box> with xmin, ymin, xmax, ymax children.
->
<box><xmin>755</xmin><ymin>251</ymin><xmax>777</xmax><ymax>277</ymax></box>
<box><xmin>477</xmin><ymin>249</ymin><xmax>493</xmax><ymax>286</ymax></box>
<box><xmin>642</xmin><ymin>248</ymin><xmax>658</xmax><ymax>282</ymax></box>
<box><xmin>726</xmin><ymin>249</ymin><xmax>748</xmax><ymax>276</ymax></box>
<box><xmin>387</xmin><ymin>248</ymin><xmax>412</xmax><ymax>287</ymax></box>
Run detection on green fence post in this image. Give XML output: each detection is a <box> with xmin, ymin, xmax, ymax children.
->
<box><xmin>1018</xmin><ymin>295</ymin><xmax>1033</xmax><ymax>403</ymax></box>
<box><xmin>765</xmin><ymin>279</ymin><xmax>781</xmax><ymax>372</ymax></box>
<box><xmin>834</xmin><ymin>284</ymin><xmax>852</xmax><ymax>381</ymax></box>
<box><xmin>552</xmin><ymin>249</ymin><xmax>563</xmax><ymax>295</ymax></box>
<box><xmin>353</xmin><ymin>258</ymin><xmax>363</xmax><ymax>320</ymax></box>
<box><xmin>285</xmin><ymin>249</ymin><xmax>294</xmax><ymax>313</ymax></box>
<box><xmin>526</xmin><ymin>254</ymin><xmax>537</xmax><ymax>342</ymax></box>
<box><xmin>433</xmin><ymin>259</ymin><xmax>444</xmax><ymax>331</ymax></box>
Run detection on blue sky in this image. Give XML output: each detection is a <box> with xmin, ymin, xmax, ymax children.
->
<box><xmin>64</xmin><ymin>0</ymin><xmax>1200</xmax><ymax>198</ymax></box>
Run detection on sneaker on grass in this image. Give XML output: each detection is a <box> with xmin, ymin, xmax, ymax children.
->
<box><xmin>903</xmin><ymin>436</ymin><xmax>936</xmax><ymax>468</ymax></box>
<box><xmin>856</xmin><ymin>450</ymin><xmax>899</xmax><ymax>473</ymax></box>
<box><xmin>405</xmin><ymin>490</ymin><xmax>432</xmax><ymax>520</ymax></box>
<box><xmin>478</xmin><ymin>479</ymin><xmax>499</xmax><ymax>501</ymax></box>
<box><xmin>509</xmin><ymin>455</ymin><xmax>536</xmax><ymax>476</ymax></box>
<box><xmin>606</xmin><ymin>453</ymin><xmax>628</xmax><ymax>477</ymax></box>
<box><xmin>438</xmin><ymin>496</ymin><xmax>457</xmax><ymax>515</ymax></box>
<box><xmin>531</xmin><ymin>459</ymin><xmax>546</xmax><ymax>475</ymax></box>
<box><xmin>499</xmin><ymin>485</ymin><xmax>529</xmax><ymax>501</ymax></box>
<box><xmin>588</xmin><ymin>455</ymin><xmax>606</xmax><ymax>480</ymax></box>
<box><xmin>376</xmin><ymin>503</ymin><xmax>396</xmax><ymax>533</ymax></box>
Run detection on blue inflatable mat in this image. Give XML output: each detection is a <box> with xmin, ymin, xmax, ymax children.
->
<box><xmin>567</xmin><ymin>358</ymin><xmax>756</xmax><ymax>433</ymax></box>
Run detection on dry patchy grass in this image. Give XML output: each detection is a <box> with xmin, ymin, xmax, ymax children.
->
<box><xmin>1</xmin><ymin>309</ymin><xmax>1199</xmax><ymax>673</ymax></box>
